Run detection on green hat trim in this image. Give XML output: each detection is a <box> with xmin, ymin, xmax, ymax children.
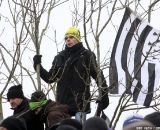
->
<box><xmin>29</xmin><ymin>100</ymin><xmax>48</xmax><ymax>110</ymax></box>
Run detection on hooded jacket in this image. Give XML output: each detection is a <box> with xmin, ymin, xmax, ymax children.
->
<box><xmin>37</xmin><ymin>43</ymin><xmax>109</xmax><ymax>116</ymax></box>
<box><xmin>35</xmin><ymin>99</ymin><xmax>70</xmax><ymax>129</ymax></box>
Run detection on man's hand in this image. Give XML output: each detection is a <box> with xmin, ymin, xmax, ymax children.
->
<box><xmin>96</xmin><ymin>95</ymin><xmax>109</xmax><ymax>112</ymax></box>
<box><xmin>33</xmin><ymin>55</ymin><xmax>42</xmax><ymax>65</ymax></box>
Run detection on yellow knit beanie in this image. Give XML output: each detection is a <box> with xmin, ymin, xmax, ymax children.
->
<box><xmin>65</xmin><ymin>27</ymin><xmax>81</xmax><ymax>42</ymax></box>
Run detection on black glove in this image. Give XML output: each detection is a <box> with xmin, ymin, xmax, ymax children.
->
<box><xmin>33</xmin><ymin>55</ymin><xmax>42</xmax><ymax>65</ymax></box>
<box><xmin>33</xmin><ymin>55</ymin><xmax>42</xmax><ymax>70</ymax></box>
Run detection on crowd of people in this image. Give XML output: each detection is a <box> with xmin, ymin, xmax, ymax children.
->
<box><xmin>0</xmin><ymin>105</ymin><xmax>159</xmax><ymax>130</ymax></box>
<box><xmin>0</xmin><ymin>27</ymin><xmax>159</xmax><ymax>130</ymax></box>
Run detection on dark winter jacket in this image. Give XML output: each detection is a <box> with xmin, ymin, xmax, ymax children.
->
<box><xmin>36</xmin><ymin>99</ymin><xmax>70</xmax><ymax>129</ymax></box>
<box><xmin>13</xmin><ymin>98</ymin><xmax>44</xmax><ymax>130</ymax></box>
<box><xmin>12</xmin><ymin>98</ymin><xmax>29</xmax><ymax>115</ymax></box>
<box><xmin>37</xmin><ymin>43</ymin><xmax>109</xmax><ymax>116</ymax></box>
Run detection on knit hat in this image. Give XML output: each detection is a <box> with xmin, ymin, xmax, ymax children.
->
<box><xmin>7</xmin><ymin>84</ymin><xmax>24</xmax><ymax>101</ymax></box>
<box><xmin>60</xmin><ymin>119</ymin><xmax>82</xmax><ymax>130</ymax></box>
<box><xmin>123</xmin><ymin>115</ymin><xmax>144</xmax><ymax>128</ymax></box>
<box><xmin>144</xmin><ymin>112</ymin><xmax>160</xmax><ymax>127</ymax></box>
<box><xmin>0</xmin><ymin>116</ymin><xmax>27</xmax><ymax>130</ymax></box>
<box><xmin>65</xmin><ymin>27</ymin><xmax>81</xmax><ymax>42</ymax></box>
<box><xmin>123</xmin><ymin>120</ymin><xmax>155</xmax><ymax>130</ymax></box>
<box><xmin>30</xmin><ymin>91</ymin><xmax>47</xmax><ymax>102</ymax></box>
<box><xmin>83</xmin><ymin>117</ymin><xmax>109</xmax><ymax>130</ymax></box>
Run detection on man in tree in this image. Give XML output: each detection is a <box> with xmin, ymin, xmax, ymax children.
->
<box><xmin>7</xmin><ymin>84</ymin><xmax>44</xmax><ymax>130</ymax></box>
<box><xmin>33</xmin><ymin>27</ymin><xmax>109</xmax><ymax>122</ymax></box>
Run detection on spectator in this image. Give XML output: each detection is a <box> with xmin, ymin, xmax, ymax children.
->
<box><xmin>0</xmin><ymin>116</ymin><xmax>27</xmax><ymax>130</ymax></box>
<box><xmin>33</xmin><ymin>27</ymin><xmax>109</xmax><ymax>123</ymax></box>
<box><xmin>144</xmin><ymin>111</ymin><xmax>160</xmax><ymax>127</ymax></box>
<box><xmin>123</xmin><ymin>120</ymin><xmax>155</xmax><ymax>130</ymax></box>
<box><xmin>83</xmin><ymin>117</ymin><xmax>109</xmax><ymax>130</ymax></box>
<box><xmin>29</xmin><ymin>91</ymin><xmax>71</xmax><ymax>129</ymax></box>
<box><xmin>7</xmin><ymin>84</ymin><xmax>27</xmax><ymax>115</ymax></box>
<box><xmin>49</xmin><ymin>118</ymin><xmax>82</xmax><ymax>130</ymax></box>
<box><xmin>7</xmin><ymin>84</ymin><xmax>44</xmax><ymax>130</ymax></box>
<box><xmin>55</xmin><ymin>125</ymin><xmax>78</xmax><ymax>130</ymax></box>
<box><xmin>59</xmin><ymin>119</ymin><xmax>82</xmax><ymax>130</ymax></box>
<box><xmin>123</xmin><ymin>114</ymin><xmax>144</xmax><ymax>128</ymax></box>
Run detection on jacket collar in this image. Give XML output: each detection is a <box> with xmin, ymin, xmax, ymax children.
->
<box><xmin>65</xmin><ymin>42</ymin><xmax>83</xmax><ymax>53</ymax></box>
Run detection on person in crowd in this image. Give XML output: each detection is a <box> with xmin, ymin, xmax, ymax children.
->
<box><xmin>83</xmin><ymin>116</ymin><xmax>109</xmax><ymax>130</ymax></box>
<box><xmin>144</xmin><ymin>111</ymin><xmax>160</xmax><ymax>127</ymax></box>
<box><xmin>33</xmin><ymin>27</ymin><xmax>109</xmax><ymax>122</ymax></box>
<box><xmin>55</xmin><ymin>125</ymin><xmax>78</xmax><ymax>130</ymax></box>
<box><xmin>29</xmin><ymin>90</ymin><xmax>71</xmax><ymax>129</ymax></box>
<box><xmin>7</xmin><ymin>84</ymin><xmax>28</xmax><ymax>115</ymax></box>
<box><xmin>0</xmin><ymin>116</ymin><xmax>27</xmax><ymax>130</ymax></box>
<box><xmin>7</xmin><ymin>84</ymin><xmax>44</xmax><ymax>130</ymax></box>
<box><xmin>123</xmin><ymin>120</ymin><xmax>155</xmax><ymax>130</ymax></box>
<box><xmin>49</xmin><ymin>118</ymin><xmax>82</xmax><ymax>130</ymax></box>
<box><xmin>123</xmin><ymin>114</ymin><xmax>144</xmax><ymax>128</ymax></box>
<box><xmin>56</xmin><ymin>119</ymin><xmax>82</xmax><ymax>130</ymax></box>
<box><xmin>123</xmin><ymin>114</ymin><xmax>156</xmax><ymax>130</ymax></box>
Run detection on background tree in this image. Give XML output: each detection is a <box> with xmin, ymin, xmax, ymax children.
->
<box><xmin>70</xmin><ymin>0</ymin><xmax>160</xmax><ymax>129</ymax></box>
<box><xmin>0</xmin><ymin>0</ymin><xmax>69</xmax><ymax>119</ymax></box>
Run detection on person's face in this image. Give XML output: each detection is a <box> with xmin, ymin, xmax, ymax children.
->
<box><xmin>34</xmin><ymin>107</ymin><xmax>42</xmax><ymax>115</ymax></box>
<box><xmin>0</xmin><ymin>127</ymin><xmax>7</xmax><ymax>130</ymax></box>
<box><xmin>9</xmin><ymin>98</ymin><xmax>23</xmax><ymax>109</ymax></box>
<box><xmin>65</xmin><ymin>36</ymin><xmax>79</xmax><ymax>47</ymax></box>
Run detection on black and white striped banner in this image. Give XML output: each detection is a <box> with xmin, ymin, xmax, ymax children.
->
<box><xmin>109</xmin><ymin>7</ymin><xmax>160</xmax><ymax>107</ymax></box>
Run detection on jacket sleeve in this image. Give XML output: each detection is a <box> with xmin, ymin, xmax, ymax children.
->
<box><xmin>89</xmin><ymin>52</ymin><xmax>109</xmax><ymax>107</ymax></box>
<box><xmin>38</xmin><ymin>56</ymin><xmax>63</xmax><ymax>84</ymax></box>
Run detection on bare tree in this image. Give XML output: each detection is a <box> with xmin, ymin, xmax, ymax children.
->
<box><xmin>12</xmin><ymin>0</ymin><xmax>69</xmax><ymax>90</ymax></box>
<box><xmin>70</xmin><ymin>0</ymin><xmax>160</xmax><ymax>129</ymax></box>
<box><xmin>0</xmin><ymin>0</ymin><xmax>69</xmax><ymax>119</ymax></box>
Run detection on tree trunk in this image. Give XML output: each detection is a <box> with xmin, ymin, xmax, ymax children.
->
<box><xmin>0</xmin><ymin>96</ymin><xmax>4</xmax><ymax>121</ymax></box>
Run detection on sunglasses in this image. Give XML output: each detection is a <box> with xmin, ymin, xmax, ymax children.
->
<box><xmin>65</xmin><ymin>36</ymin><xmax>74</xmax><ymax>40</ymax></box>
